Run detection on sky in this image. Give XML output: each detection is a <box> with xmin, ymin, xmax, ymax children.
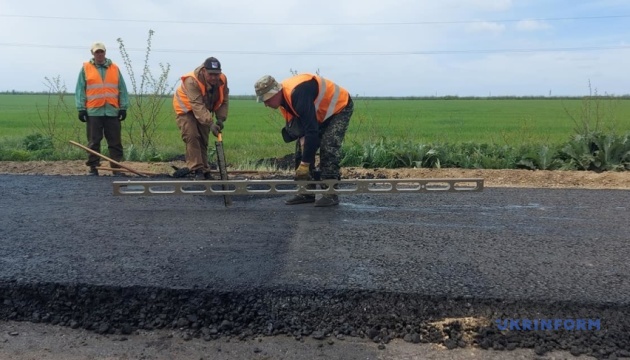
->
<box><xmin>1</xmin><ymin>0</ymin><xmax>629</xmax><ymax>97</ymax></box>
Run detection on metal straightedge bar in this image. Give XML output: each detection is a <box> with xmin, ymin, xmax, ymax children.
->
<box><xmin>112</xmin><ymin>178</ymin><xmax>483</xmax><ymax>196</ymax></box>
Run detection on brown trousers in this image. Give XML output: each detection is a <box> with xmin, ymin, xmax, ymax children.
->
<box><xmin>85</xmin><ymin>116</ymin><xmax>123</xmax><ymax>168</ymax></box>
<box><xmin>176</xmin><ymin>112</ymin><xmax>211</xmax><ymax>172</ymax></box>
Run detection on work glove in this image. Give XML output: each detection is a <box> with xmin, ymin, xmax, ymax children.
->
<box><xmin>78</xmin><ymin>110</ymin><xmax>88</xmax><ymax>123</ymax></box>
<box><xmin>216</xmin><ymin>118</ymin><xmax>225</xmax><ymax>131</ymax></box>
<box><xmin>295</xmin><ymin>162</ymin><xmax>310</xmax><ymax>181</ymax></box>
<box><xmin>118</xmin><ymin>110</ymin><xmax>127</xmax><ymax>121</ymax></box>
<box><xmin>210</xmin><ymin>122</ymin><xmax>221</xmax><ymax>137</ymax></box>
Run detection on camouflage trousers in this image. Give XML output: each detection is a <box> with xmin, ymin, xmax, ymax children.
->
<box><xmin>295</xmin><ymin>98</ymin><xmax>354</xmax><ymax>179</ymax></box>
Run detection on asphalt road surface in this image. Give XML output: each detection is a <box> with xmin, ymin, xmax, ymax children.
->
<box><xmin>1</xmin><ymin>174</ymin><xmax>629</xmax><ymax>359</ymax></box>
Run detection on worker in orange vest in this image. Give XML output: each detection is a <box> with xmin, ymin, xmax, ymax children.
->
<box><xmin>75</xmin><ymin>42</ymin><xmax>129</xmax><ymax>176</ymax></box>
<box><xmin>254</xmin><ymin>74</ymin><xmax>353</xmax><ymax>207</ymax></box>
<box><xmin>173</xmin><ymin>57</ymin><xmax>229</xmax><ymax>180</ymax></box>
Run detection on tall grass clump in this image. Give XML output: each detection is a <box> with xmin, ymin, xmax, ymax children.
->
<box><xmin>31</xmin><ymin>76</ymin><xmax>84</xmax><ymax>159</ymax></box>
<box><xmin>117</xmin><ymin>29</ymin><xmax>174</xmax><ymax>161</ymax></box>
<box><xmin>560</xmin><ymin>83</ymin><xmax>630</xmax><ymax>171</ymax></box>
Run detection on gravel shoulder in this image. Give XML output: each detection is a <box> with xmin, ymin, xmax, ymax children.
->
<box><xmin>0</xmin><ymin>321</ymin><xmax>595</xmax><ymax>360</ymax></box>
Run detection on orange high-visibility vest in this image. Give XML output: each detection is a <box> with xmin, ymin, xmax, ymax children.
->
<box><xmin>279</xmin><ymin>74</ymin><xmax>349</xmax><ymax>123</ymax></box>
<box><xmin>84</xmin><ymin>62</ymin><xmax>120</xmax><ymax>109</ymax></box>
<box><xmin>173</xmin><ymin>72</ymin><xmax>226</xmax><ymax>115</ymax></box>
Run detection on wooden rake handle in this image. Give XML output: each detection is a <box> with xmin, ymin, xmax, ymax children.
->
<box><xmin>69</xmin><ymin>140</ymin><xmax>148</xmax><ymax>177</ymax></box>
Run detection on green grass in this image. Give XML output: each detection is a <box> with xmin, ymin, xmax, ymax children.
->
<box><xmin>349</xmin><ymin>98</ymin><xmax>630</xmax><ymax>145</ymax></box>
<box><xmin>1</xmin><ymin>94</ymin><xmax>630</xmax><ymax>165</ymax></box>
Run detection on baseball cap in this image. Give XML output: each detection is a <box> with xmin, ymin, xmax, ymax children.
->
<box><xmin>203</xmin><ymin>57</ymin><xmax>222</xmax><ymax>74</ymax></box>
<box><xmin>254</xmin><ymin>75</ymin><xmax>282</xmax><ymax>102</ymax></box>
<box><xmin>91</xmin><ymin>42</ymin><xmax>106</xmax><ymax>53</ymax></box>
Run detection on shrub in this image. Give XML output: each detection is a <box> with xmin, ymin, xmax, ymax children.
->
<box><xmin>559</xmin><ymin>132</ymin><xmax>630</xmax><ymax>172</ymax></box>
<box><xmin>22</xmin><ymin>133</ymin><xmax>53</xmax><ymax>151</ymax></box>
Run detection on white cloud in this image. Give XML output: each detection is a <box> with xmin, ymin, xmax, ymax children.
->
<box><xmin>0</xmin><ymin>0</ymin><xmax>629</xmax><ymax>96</ymax></box>
<box><xmin>427</xmin><ymin>0</ymin><xmax>513</xmax><ymax>14</ymax></box>
<box><xmin>467</xmin><ymin>21</ymin><xmax>506</xmax><ymax>34</ymax></box>
<box><xmin>516</xmin><ymin>20</ymin><xmax>552</xmax><ymax>32</ymax></box>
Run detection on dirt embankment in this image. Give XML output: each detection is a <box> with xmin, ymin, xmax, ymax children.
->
<box><xmin>1</xmin><ymin>160</ymin><xmax>629</xmax><ymax>189</ymax></box>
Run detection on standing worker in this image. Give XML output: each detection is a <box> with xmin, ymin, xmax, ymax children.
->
<box><xmin>254</xmin><ymin>74</ymin><xmax>353</xmax><ymax>207</ymax></box>
<box><xmin>75</xmin><ymin>42</ymin><xmax>130</xmax><ymax>176</ymax></box>
<box><xmin>173</xmin><ymin>57</ymin><xmax>229</xmax><ymax>180</ymax></box>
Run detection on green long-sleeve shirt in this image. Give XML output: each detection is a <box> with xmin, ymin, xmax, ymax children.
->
<box><xmin>75</xmin><ymin>58</ymin><xmax>130</xmax><ymax>116</ymax></box>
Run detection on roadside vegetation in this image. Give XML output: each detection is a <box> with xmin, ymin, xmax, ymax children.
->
<box><xmin>1</xmin><ymin>93</ymin><xmax>629</xmax><ymax>172</ymax></box>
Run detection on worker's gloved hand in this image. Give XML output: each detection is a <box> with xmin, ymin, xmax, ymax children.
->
<box><xmin>78</xmin><ymin>110</ymin><xmax>88</xmax><ymax>123</ymax></box>
<box><xmin>216</xmin><ymin>118</ymin><xmax>225</xmax><ymax>131</ymax></box>
<box><xmin>294</xmin><ymin>162</ymin><xmax>310</xmax><ymax>181</ymax></box>
<box><xmin>118</xmin><ymin>110</ymin><xmax>127</xmax><ymax>121</ymax></box>
<box><xmin>210</xmin><ymin>122</ymin><xmax>221</xmax><ymax>137</ymax></box>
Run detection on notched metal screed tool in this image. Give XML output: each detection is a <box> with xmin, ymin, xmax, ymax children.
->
<box><xmin>112</xmin><ymin>137</ymin><xmax>485</xmax><ymax>204</ymax></box>
<box><xmin>113</xmin><ymin>178</ymin><xmax>485</xmax><ymax>197</ymax></box>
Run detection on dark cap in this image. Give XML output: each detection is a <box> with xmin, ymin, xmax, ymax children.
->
<box><xmin>203</xmin><ymin>57</ymin><xmax>221</xmax><ymax>74</ymax></box>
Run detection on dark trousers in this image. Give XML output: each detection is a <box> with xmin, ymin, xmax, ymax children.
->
<box><xmin>85</xmin><ymin>116</ymin><xmax>123</xmax><ymax>168</ymax></box>
<box><xmin>295</xmin><ymin>98</ymin><xmax>353</xmax><ymax>179</ymax></box>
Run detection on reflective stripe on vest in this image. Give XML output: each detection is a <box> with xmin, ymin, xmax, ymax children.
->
<box><xmin>84</xmin><ymin>62</ymin><xmax>120</xmax><ymax>109</ymax></box>
<box><xmin>173</xmin><ymin>72</ymin><xmax>226</xmax><ymax>115</ymax></box>
<box><xmin>279</xmin><ymin>74</ymin><xmax>349</xmax><ymax>123</ymax></box>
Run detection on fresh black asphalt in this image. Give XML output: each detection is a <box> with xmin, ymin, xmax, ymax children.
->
<box><xmin>1</xmin><ymin>174</ymin><xmax>628</xmax><ymax>358</ymax></box>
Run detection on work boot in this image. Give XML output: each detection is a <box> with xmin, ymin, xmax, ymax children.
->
<box><xmin>194</xmin><ymin>168</ymin><xmax>205</xmax><ymax>180</ymax></box>
<box><xmin>314</xmin><ymin>194</ymin><xmax>339</xmax><ymax>207</ymax></box>
<box><xmin>88</xmin><ymin>167</ymin><xmax>99</xmax><ymax>176</ymax></box>
<box><xmin>285</xmin><ymin>194</ymin><xmax>316</xmax><ymax>205</ymax></box>
<box><xmin>172</xmin><ymin>167</ymin><xmax>191</xmax><ymax>178</ymax></box>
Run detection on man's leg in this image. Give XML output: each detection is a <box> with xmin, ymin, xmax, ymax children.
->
<box><xmin>176</xmin><ymin>113</ymin><xmax>205</xmax><ymax>172</ymax></box>
<box><xmin>103</xmin><ymin>116</ymin><xmax>123</xmax><ymax>167</ymax></box>
<box><xmin>319</xmin><ymin>100</ymin><xmax>353</xmax><ymax>179</ymax></box>
<box><xmin>315</xmin><ymin>99</ymin><xmax>353</xmax><ymax>207</ymax></box>
<box><xmin>86</xmin><ymin>116</ymin><xmax>105</xmax><ymax>174</ymax></box>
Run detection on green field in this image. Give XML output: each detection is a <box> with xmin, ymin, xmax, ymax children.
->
<box><xmin>1</xmin><ymin>94</ymin><xmax>629</xmax><ymax>167</ymax></box>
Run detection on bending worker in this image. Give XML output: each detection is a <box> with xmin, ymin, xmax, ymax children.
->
<box><xmin>173</xmin><ymin>57</ymin><xmax>229</xmax><ymax>180</ymax></box>
<box><xmin>254</xmin><ymin>73</ymin><xmax>353</xmax><ymax>207</ymax></box>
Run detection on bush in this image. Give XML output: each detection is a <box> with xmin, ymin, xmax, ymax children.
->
<box><xmin>559</xmin><ymin>132</ymin><xmax>630</xmax><ymax>172</ymax></box>
<box><xmin>0</xmin><ymin>149</ymin><xmax>32</xmax><ymax>161</ymax></box>
<box><xmin>23</xmin><ymin>133</ymin><xmax>53</xmax><ymax>151</ymax></box>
